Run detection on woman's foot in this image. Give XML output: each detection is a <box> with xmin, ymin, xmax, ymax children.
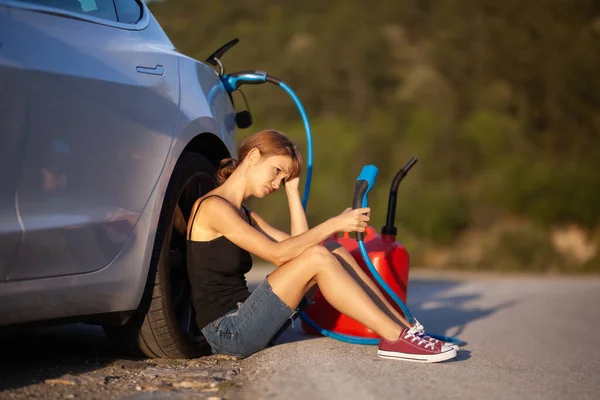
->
<box><xmin>378</xmin><ymin>325</ymin><xmax>457</xmax><ymax>363</ymax></box>
<box><xmin>411</xmin><ymin>319</ymin><xmax>460</xmax><ymax>351</ymax></box>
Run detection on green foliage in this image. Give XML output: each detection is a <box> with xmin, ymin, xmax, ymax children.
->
<box><xmin>581</xmin><ymin>252</ymin><xmax>600</xmax><ymax>274</ymax></box>
<box><xmin>477</xmin><ymin>159</ymin><xmax>600</xmax><ymax>230</ymax></box>
<box><xmin>397</xmin><ymin>181</ymin><xmax>470</xmax><ymax>244</ymax></box>
<box><xmin>480</xmin><ymin>226</ymin><xmax>566</xmax><ymax>272</ymax></box>
<box><xmin>149</xmin><ymin>0</ymin><xmax>600</xmax><ymax>271</ymax></box>
<box><xmin>460</xmin><ymin>109</ymin><xmax>523</xmax><ymax>167</ymax></box>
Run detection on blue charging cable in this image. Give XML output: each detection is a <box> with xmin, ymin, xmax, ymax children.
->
<box><xmin>275</xmin><ymin>81</ymin><xmax>313</xmax><ymax>210</ymax></box>
<box><xmin>220</xmin><ymin>71</ymin><xmax>461</xmax><ymax>346</ymax></box>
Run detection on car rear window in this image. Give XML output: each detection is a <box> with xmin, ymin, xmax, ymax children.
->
<box><xmin>114</xmin><ymin>0</ymin><xmax>142</xmax><ymax>24</ymax></box>
<box><xmin>12</xmin><ymin>0</ymin><xmax>118</xmax><ymax>22</ymax></box>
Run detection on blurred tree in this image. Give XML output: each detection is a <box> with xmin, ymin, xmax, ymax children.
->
<box><xmin>148</xmin><ymin>0</ymin><xmax>600</xmax><ymax>271</ymax></box>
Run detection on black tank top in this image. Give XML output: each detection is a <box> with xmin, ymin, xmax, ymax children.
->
<box><xmin>186</xmin><ymin>195</ymin><xmax>253</xmax><ymax>330</ymax></box>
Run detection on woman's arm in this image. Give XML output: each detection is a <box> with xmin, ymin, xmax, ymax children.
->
<box><xmin>201</xmin><ymin>197</ymin><xmax>369</xmax><ymax>266</ymax></box>
<box><xmin>285</xmin><ymin>177</ymin><xmax>309</xmax><ymax>236</ymax></box>
<box><xmin>244</xmin><ymin>177</ymin><xmax>309</xmax><ymax>242</ymax></box>
<box><xmin>248</xmin><ymin>211</ymin><xmax>290</xmax><ymax>242</ymax></box>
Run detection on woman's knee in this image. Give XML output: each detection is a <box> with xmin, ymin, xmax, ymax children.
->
<box><xmin>301</xmin><ymin>245</ymin><xmax>338</xmax><ymax>271</ymax></box>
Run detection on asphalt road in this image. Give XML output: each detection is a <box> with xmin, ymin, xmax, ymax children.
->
<box><xmin>239</xmin><ymin>268</ymin><xmax>600</xmax><ymax>400</ymax></box>
<box><xmin>1</xmin><ymin>269</ymin><xmax>599</xmax><ymax>399</ymax></box>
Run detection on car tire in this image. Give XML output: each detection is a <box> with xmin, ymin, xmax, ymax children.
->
<box><xmin>104</xmin><ymin>152</ymin><xmax>217</xmax><ymax>358</ymax></box>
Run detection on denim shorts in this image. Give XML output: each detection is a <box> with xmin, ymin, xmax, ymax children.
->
<box><xmin>201</xmin><ymin>277</ymin><xmax>309</xmax><ymax>358</ymax></box>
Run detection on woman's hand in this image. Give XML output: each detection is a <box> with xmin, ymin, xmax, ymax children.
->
<box><xmin>284</xmin><ymin>176</ymin><xmax>300</xmax><ymax>192</ymax></box>
<box><xmin>333</xmin><ymin>207</ymin><xmax>371</xmax><ymax>233</ymax></box>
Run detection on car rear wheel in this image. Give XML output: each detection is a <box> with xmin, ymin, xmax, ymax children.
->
<box><xmin>104</xmin><ymin>152</ymin><xmax>217</xmax><ymax>358</ymax></box>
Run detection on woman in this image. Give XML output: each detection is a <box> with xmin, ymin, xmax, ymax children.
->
<box><xmin>186</xmin><ymin>129</ymin><xmax>457</xmax><ymax>363</ymax></box>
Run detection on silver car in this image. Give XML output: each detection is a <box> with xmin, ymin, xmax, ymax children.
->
<box><xmin>0</xmin><ymin>0</ymin><xmax>239</xmax><ymax>358</ymax></box>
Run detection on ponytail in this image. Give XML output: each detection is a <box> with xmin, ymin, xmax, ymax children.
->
<box><xmin>216</xmin><ymin>157</ymin><xmax>239</xmax><ymax>185</ymax></box>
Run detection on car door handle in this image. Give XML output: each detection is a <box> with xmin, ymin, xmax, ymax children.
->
<box><xmin>136</xmin><ymin>65</ymin><xmax>165</xmax><ymax>76</ymax></box>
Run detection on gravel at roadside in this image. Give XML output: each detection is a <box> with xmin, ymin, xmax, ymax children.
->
<box><xmin>0</xmin><ymin>324</ymin><xmax>242</xmax><ymax>400</ymax></box>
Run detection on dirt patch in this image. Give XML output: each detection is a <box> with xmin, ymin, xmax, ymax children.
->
<box><xmin>1</xmin><ymin>355</ymin><xmax>242</xmax><ymax>400</ymax></box>
<box><xmin>0</xmin><ymin>324</ymin><xmax>243</xmax><ymax>400</ymax></box>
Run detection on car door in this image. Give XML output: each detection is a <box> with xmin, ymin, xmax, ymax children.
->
<box><xmin>4</xmin><ymin>0</ymin><xmax>181</xmax><ymax>281</ymax></box>
<box><xmin>0</xmin><ymin>1</ymin><xmax>23</xmax><ymax>282</ymax></box>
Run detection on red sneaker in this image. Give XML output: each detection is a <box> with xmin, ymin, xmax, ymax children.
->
<box><xmin>378</xmin><ymin>326</ymin><xmax>457</xmax><ymax>363</ymax></box>
<box><xmin>412</xmin><ymin>320</ymin><xmax>460</xmax><ymax>351</ymax></box>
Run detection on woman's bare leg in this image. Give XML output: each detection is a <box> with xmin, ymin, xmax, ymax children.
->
<box><xmin>267</xmin><ymin>246</ymin><xmax>402</xmax><ymax>341</ymax></box>
<box><xmin>323</xmin><ymin>241</ymin><xmax>412</xmax><ymax>328</ymax></box>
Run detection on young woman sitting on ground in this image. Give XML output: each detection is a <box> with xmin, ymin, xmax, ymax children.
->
<box><xmin>186</xmin><ymin>129</ymin><xmax>457</xmax><ymax>363</ymax></box>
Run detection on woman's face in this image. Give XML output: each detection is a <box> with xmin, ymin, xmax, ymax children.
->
<box><xmin>248</xmin><ymin>153</ymin><xmax>293</xmax><ymax>198</ymax></box>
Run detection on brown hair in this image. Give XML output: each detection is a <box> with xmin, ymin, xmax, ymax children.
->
<box><xmin>216</xmin><ymin>129</ymin><xmax>303</xmax><ymax>185</ymax></box>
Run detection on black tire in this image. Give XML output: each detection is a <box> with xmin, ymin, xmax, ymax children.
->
<box><xmin>104</xmin><ymin>152</ymin><xmax>217</xmax><ymax>358</ymax></box>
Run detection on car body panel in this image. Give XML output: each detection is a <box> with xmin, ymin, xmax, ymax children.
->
<box><xmin>0</xmin><ymin>1</ymin><xmax>238</xmax><ymax>325</ymax></box>
<box><xmin>175</xmin><ymin>55</ymin><xmax>238</xmax><ymax>159</ymax></box>
<box><xmin>4</xmin><ymin>3</ymin><xmax>179</xmax><ymax>281</ymax></box>
<box><xmin>0</xmin><ymin>2</ymin><xmax>23</xmax><ymax>282</ymax></box>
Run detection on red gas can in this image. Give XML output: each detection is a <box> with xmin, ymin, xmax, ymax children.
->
<box><xmin>301</xmin><ymin>157</ymin><xmax>418</xmax><ymax>339</ymax></box>
<box><xmin>301</xmin><ymin>226</ymin><xmax>410</xmax><ymax>338</ymax></box>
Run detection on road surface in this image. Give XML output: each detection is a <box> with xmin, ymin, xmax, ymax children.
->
<box><xmin>1</xmin><ymin>268</ymin><xmax>599</xmax><ymax>399</ymax></box>
<box><xmin>238</xmin><ymin>268</ymin><xmax>600</xmax><ymax>400</ymax></box>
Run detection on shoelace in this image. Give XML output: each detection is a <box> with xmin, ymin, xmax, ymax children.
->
<box><xmin>412</xmin><ymin>319</ymin><xmax>440</xmax><ymax>345</ymax></box>
<box><xmin>404</xmin><ymin>324</ymin><xmax>435</xmax><ymax>350</ymax></box>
